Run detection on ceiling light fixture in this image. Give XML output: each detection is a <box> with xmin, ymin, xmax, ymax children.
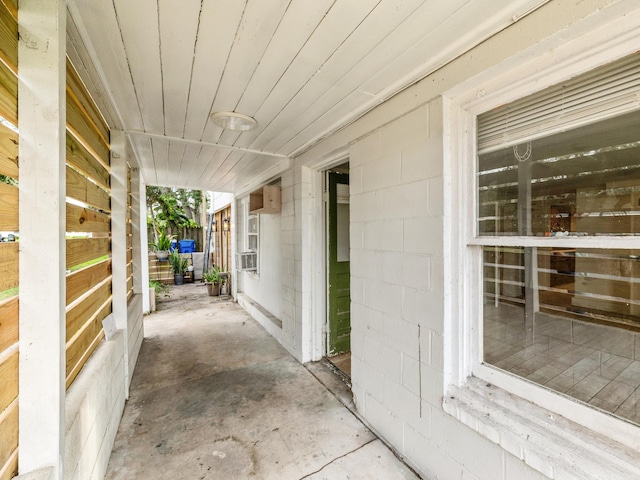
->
<box><xmin>211</xmin><ymin>111</ymin><xmax>257</xmax><ymax>131</ymax></box>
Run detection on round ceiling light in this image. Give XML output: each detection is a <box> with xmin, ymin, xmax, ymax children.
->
<box><xmin>211</xmin><ymin>111</ymin><xmax>257</xmax><ymax>131</ymax></box>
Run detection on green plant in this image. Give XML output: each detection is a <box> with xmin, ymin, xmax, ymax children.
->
<box><xmin>149</xmin><ymin>280</ymin><xmax>168</xmax><ymax>296</ymax></box>
<box><xmin>203</xmin><ymin>267</ymin><xmax>221</xmax><ymax>283</ymax></box>
<box><xmin>150</xmin><ymin>229</ymin><xmax>174</xmax><ymax>251</ymax></box>
<box><xmin>168</xmin><ymin>249</ymin><xmax>188</xmax><ymax>274</ymax></box>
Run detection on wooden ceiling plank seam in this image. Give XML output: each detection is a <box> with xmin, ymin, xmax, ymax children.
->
<box><xmin>198</xmin><ymin>0</ymin><xmax>291</xmax><ymax>144</ymax></box>
<box><xmin>158</xmin><ymin>0</ymin><xmax>201</xmax><ymax>138</ymax></box>
<box><xmin>203</xmin><ymin>149</ymin><xmax>248</xmax><ymax>188</ymax></box>
<box><xmin>166</xmin><ymin>140</ymin><xmax>187</xmax><ymax>188</ymax></box>
<box><xmin>227</xmin><ymin>0</ymin><xmax>381</xmax><ymax>150</ymax></box>
<box><xmin>279</xmin><ymin>0</ymin><xmax>550</xmax><ymax>157</ymax></box>
<box><xmin>113</xmin><ymin>0</ymin><xmax>164</xmax><ymax>134</ymax></box>
<box><xmin>179</xmin><ymin>1</ymin><xmax>204</xmax><ymax>139</ymax></box>
<box><xmin>67</xmin><ymin>1</ymin><xmax>143</xmax><ymax>132</ymax></box>
<box><xmin>233</xmin><ymin>0</ymin><xmax>337</xmax><ymax>117</ymax></box>
<box><xmin>150</xmin><ymin>136</ymin><xmax>170</xmax><ymax>187</ymax></box>
<box><xmin>215</xmin><ymin>152</ymin><xmax>284</xmax><ymax>193</ymax></box>
<box><xmin>182</xmin><ymin>0</ymin><xmax>247</xmax><ymax>141</ymax></box>
<box><xmin>201</xmin><ymin>148</ymin><xmax>240</xmax><ymax>188</ymax></box>
<box><xmin>195</xmin><ymin>147</ymin><xmax>230</xmax><ymax>188</ymax></box>
<box><xmin>176</xmin><ymin>142</ymin><xmax>203</xmax><ymax>187</ymax></box>
<box><xmin>250</xmin><ymin>0</ymin><xmax>451</xmax><ymax>154</ymax></box>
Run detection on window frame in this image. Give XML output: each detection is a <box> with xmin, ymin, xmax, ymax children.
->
<box><xmin>446</xmin><ymin>19</ymin><xmax>640</xmax><ymax>455</ymax></box>
<box><xmin>245</xmin><ymin>202</ymin><xmax>259</xmax><ymax>275</ymax></box>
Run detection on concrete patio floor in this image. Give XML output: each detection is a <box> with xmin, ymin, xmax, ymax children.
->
<box><xmin>105</xmin><ymin>283</ymin><xmax>421</xmax><ymax>480</ymax></box>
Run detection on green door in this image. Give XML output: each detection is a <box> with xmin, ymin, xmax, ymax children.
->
<box><xmin>328</xmin><ymin>172</ymin><xmax>350</xmax><ymax>355</ymax></box>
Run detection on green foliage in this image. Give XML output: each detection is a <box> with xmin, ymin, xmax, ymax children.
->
<box><xmin>203</xmin><ymin>266</ymin><xmax>221</xmax><ymax>283</ymax></box>
<box><xmin>149</xmin><ymin>280</ymin><xmax>168</xmax><ymax>296</ymax></box>
<box><xmin>0</xmin><ymin>174</ymin><xmax>17</xmax><ymax>186</ymax></box>
<box><xmin>0</xmin><ymin>286</ymin><xmax>18</xmax><ymax>301</ymax></box>
<box><xmin>168</xmin><ymin>249</ymin><xmax>189</xmax><ymax>274</ymax></box>
<box><xmin>150</xmin><ymin>229</ymin><xmax>174</xmax><ymax>251</ymax></box>
<box><xmin>146</xmin><ymin>186</ymin><xmax>204</xmax><ymax>235</ymax></box>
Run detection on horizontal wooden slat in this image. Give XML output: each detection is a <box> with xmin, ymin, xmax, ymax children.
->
<box><xmin>0</xmin><ymin>182</ymin><xmax>16</xmax><ymax>230</ymax></box>
<box><xmin>66</xmin><ymin>131</ymin><xmax>109</xmax><ymax>190</ymax></box>
<box><xmin>0</xmin><ymin>447</ymin><xmax>17</xmax><ymax>480</ymax></box>
<box><xmin>0</xmin><ymin>242</ymin><xmax>17</xmax><ymax>292</ymax></box>
<box><xmin>0</xmin><ymin>296</ymin><xmax>17</xmax><ymax>353</ymax></box>
<box><xmin>0</xmin><ymin>123</ymin><xmax>16</xmax><ymax>180</ymax></box>
<box><xmin>126</xmin><ymin>262</ymin><xmax>133</xmax><ymax>278</ymax></box>
<box><xmin>0</xmin><ymin>0</ymin><xmax>16</xmax><ymax>22</ymax></box>
<box><xmin>0</xmin><ymin>3</ymin><xmax>16</xmax><ymax>74</ymax></box>
<box><xmin>126</xmin><ymin>247</ymin><xmax>132</xmax><ymax>263</ymax></box>
<box><xmin>66</xmin><ymin>303</ymin><xmax>109</xmax><ymax>389</ymax></box>
<box><xmin>0</xmin><ymin>399</ymin><xmax>17</xmax><ymax>480</ymax></box>
<box><xmin>66</xmin><ymin>60</ymin><xmax>109</xmax><ymax>145</ymax></box>
<box><xmin>0</xmin><ymin>348</ymin><xmax>17</xmax><ymax>412</ymax></box>
<box><xmin>126</xmin><ymin>275</ymin><xmax>133</xmax><ymax>294</ymax></box>
<box><xmin>0</xmin><ymin>60</ymin><xmax>16</xmax><ymax>127</ymax></box>
<box><xmin>66</xmin><ymin>237</ymin><xmax>110</xmax><ymax>270</ymax></box>
<box><xmin>66</xmin><ymin>102</ymin><xmax>109</xmax><ymax>171</ymax></box>
<box><xmin>66</xmin><ymin>203</ymin><xmax>110</xmax><ymax>233</ymax></box>
<box><xmin>66</xmin><ymin>166</ymin><xmax>111</xmax><ymax>212</ymax></box>
<box><xmin>66</xmin><ymin>258</ymin><xmax>111</xmax><ymax>306</ymax></box>
<box><xmin>66</xmin><ymin>279</ymin><xmax>111</xmax><ymax>342</ymax></box>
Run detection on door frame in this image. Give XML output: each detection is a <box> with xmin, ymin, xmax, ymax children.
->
<box><xmin>324</xmin><ymin>164</ymin><xmax>350</xmax><ymax>357</ymax></box>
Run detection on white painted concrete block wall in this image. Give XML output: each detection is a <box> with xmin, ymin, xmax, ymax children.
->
<box><xmin>64</xmin><ymin>333</ymin><xmax>126</xmax><ymax>480</ymax></box>
<box><xmin>239</xmin><ymin>198</ymin><xmax>283</xmax><ymax>320</ymax></box>
<box><xmin>279</xmin><ymin>170</ymin><xmax>297</xmax><ymax>356</ymax></box>
<box><xmin>127</xmin><ymin>296</ymin><xmax>144</xmax><ymax>389</ymax></box>
<box><xmin>350</xmin><ymin>98</ymin><xmax>546</xmax><ymax>480</ymax></box>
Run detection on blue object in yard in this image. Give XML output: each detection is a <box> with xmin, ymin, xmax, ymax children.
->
<box><xmin>178</xmin><ymin>239</ymin><xmax>196</xmax><ymax>253</ymax></box>
<box><xmin>170</xmin><ymin>239</ymin><xmax>177</xmax><ymax>252</ymax></box>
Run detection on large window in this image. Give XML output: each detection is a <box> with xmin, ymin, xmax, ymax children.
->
<box><xmin>476</xmin><ymin>52</ymin><xmax>640</xmax><ymax>425</ymax></box>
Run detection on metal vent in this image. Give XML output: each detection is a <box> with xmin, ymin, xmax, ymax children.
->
<box><xmin>236</xmin><ymin>251</ymin><xmax>257</xmax><ymax>271</ymax></box>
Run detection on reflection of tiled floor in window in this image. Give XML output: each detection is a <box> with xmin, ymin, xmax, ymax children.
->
<box><xmin>484</xmin><ymin>303</ymin><xmax>640</xmax><ymax>425</ymax></box>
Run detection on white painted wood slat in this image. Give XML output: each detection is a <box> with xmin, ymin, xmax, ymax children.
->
<box><xmin>158</xmin><ymin>0</ymin><xmax>201</xmax><ymax>138</ymax></box>
<box><xmin>260</xmin><ymin>0</ymin><xmax>464</xmax><ymax>154</ymax></box>
<box><xmin>199</xmin><ymin>0</ymin><xmax>291</xmax><ymax>146</ymax></box>
<box><xmin>68</xmin><ymin>0</ymin><xmax>142</xmax><ymax>131</ymax></box>
<box><xmin>182</xmin><ymin>0</ymin><xmax>246</xmax><ymax>142</ymax></box>
<box><xmin>114</xmin><ymin>0</ymin><xmax>164</xmax><ymax>134</ymax></box>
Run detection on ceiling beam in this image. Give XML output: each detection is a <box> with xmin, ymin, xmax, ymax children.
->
<box><xmin>125</xmin><ymin>131</ymin><xmax>290</xmax><ymax>159</ymax></box>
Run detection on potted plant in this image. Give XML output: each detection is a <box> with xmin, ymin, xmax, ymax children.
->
<box><xmin>150</xmin><ymin>229</ymin><xmax>174</xmax><ymax>261</ymax></box>
<box><xmin>168</xmin><ymin>249</ymin><xmax>188</xmax><ymax>285</ymax></box>
<box><xmin>203</xmin><ymin>267</ymin><xmax>221</xmax><ymax>296</ymax></box>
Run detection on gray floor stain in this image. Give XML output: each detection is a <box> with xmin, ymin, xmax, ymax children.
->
<box><xmin>105</xmin><ymin>284</ymin><xmax>420</xmax><ymax>480</ymax></box>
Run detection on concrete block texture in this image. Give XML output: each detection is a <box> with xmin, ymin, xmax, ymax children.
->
<box><xmin>65</xmin><ymin>332</ymin><xmax>126</xmax><ymax>480</ymax></box>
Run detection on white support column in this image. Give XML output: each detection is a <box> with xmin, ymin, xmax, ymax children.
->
<box><xmin>130</xmin><ymin>166</ymin><xmax>144</xmax><ymax>295</ymax></box>
<box><xmin>230</xmin><ymin>198</ymin><xmax>238</xmax><ymax>299</ymax></box>
<box><xmin>135</xmin><ymin>174</ymin><xmax>151</xmax><ymax>312</ymax></box>
<box><xmin>18</xmin><ymin>1</ymin><xmax>66</xmax><ymax>478</ymax></box>
<box><xmin>110</xmin><ymin>130</ymin><xmax>130</xmax><ymax>388</ymax></box>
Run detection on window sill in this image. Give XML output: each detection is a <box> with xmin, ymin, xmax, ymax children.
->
<box><xmin>443</xmin><ymin>377</ymin><xmax>640</xmax><ymax>480</ymax></box>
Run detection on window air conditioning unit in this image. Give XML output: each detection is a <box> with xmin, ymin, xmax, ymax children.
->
<box><xmin>236</xmin><ymin>251</ymin><xmax>257</xmax><ymax>271</ymax></box>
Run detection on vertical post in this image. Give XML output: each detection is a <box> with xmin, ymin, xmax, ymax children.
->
<box><xmin>130</xmin><ymin>166</ymin><xmax>145</xmax><ymax>295</ymax></box>
<box><xmin>135</xmin><ymin>174</ymin><xmax>151</xmax><ymax>312</ymax></box>
<box><xmin>110</xmin><ymin>130</ymin><xmax>130</xmax><ymax>390</ymax></box>
<box><xmin>18</xmin><ymin>1</ymin><xmax>67</xmax><ymax>477</ymax></box>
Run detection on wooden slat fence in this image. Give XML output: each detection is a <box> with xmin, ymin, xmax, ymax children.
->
<box><xmin>65</xmin><ymin>59</ymin><xmax>111</xmax><ymax>389</ymax></box>
<box><xmin>0</xmin><ymin>1</ymin><xmax>17</xmax><ymax>478</ymax></box>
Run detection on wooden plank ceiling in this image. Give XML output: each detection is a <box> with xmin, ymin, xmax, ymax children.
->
<box><xmin>67</xmin><ymin>0</ymin><xmax>549</xmax><ymax>194</ymax></box>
